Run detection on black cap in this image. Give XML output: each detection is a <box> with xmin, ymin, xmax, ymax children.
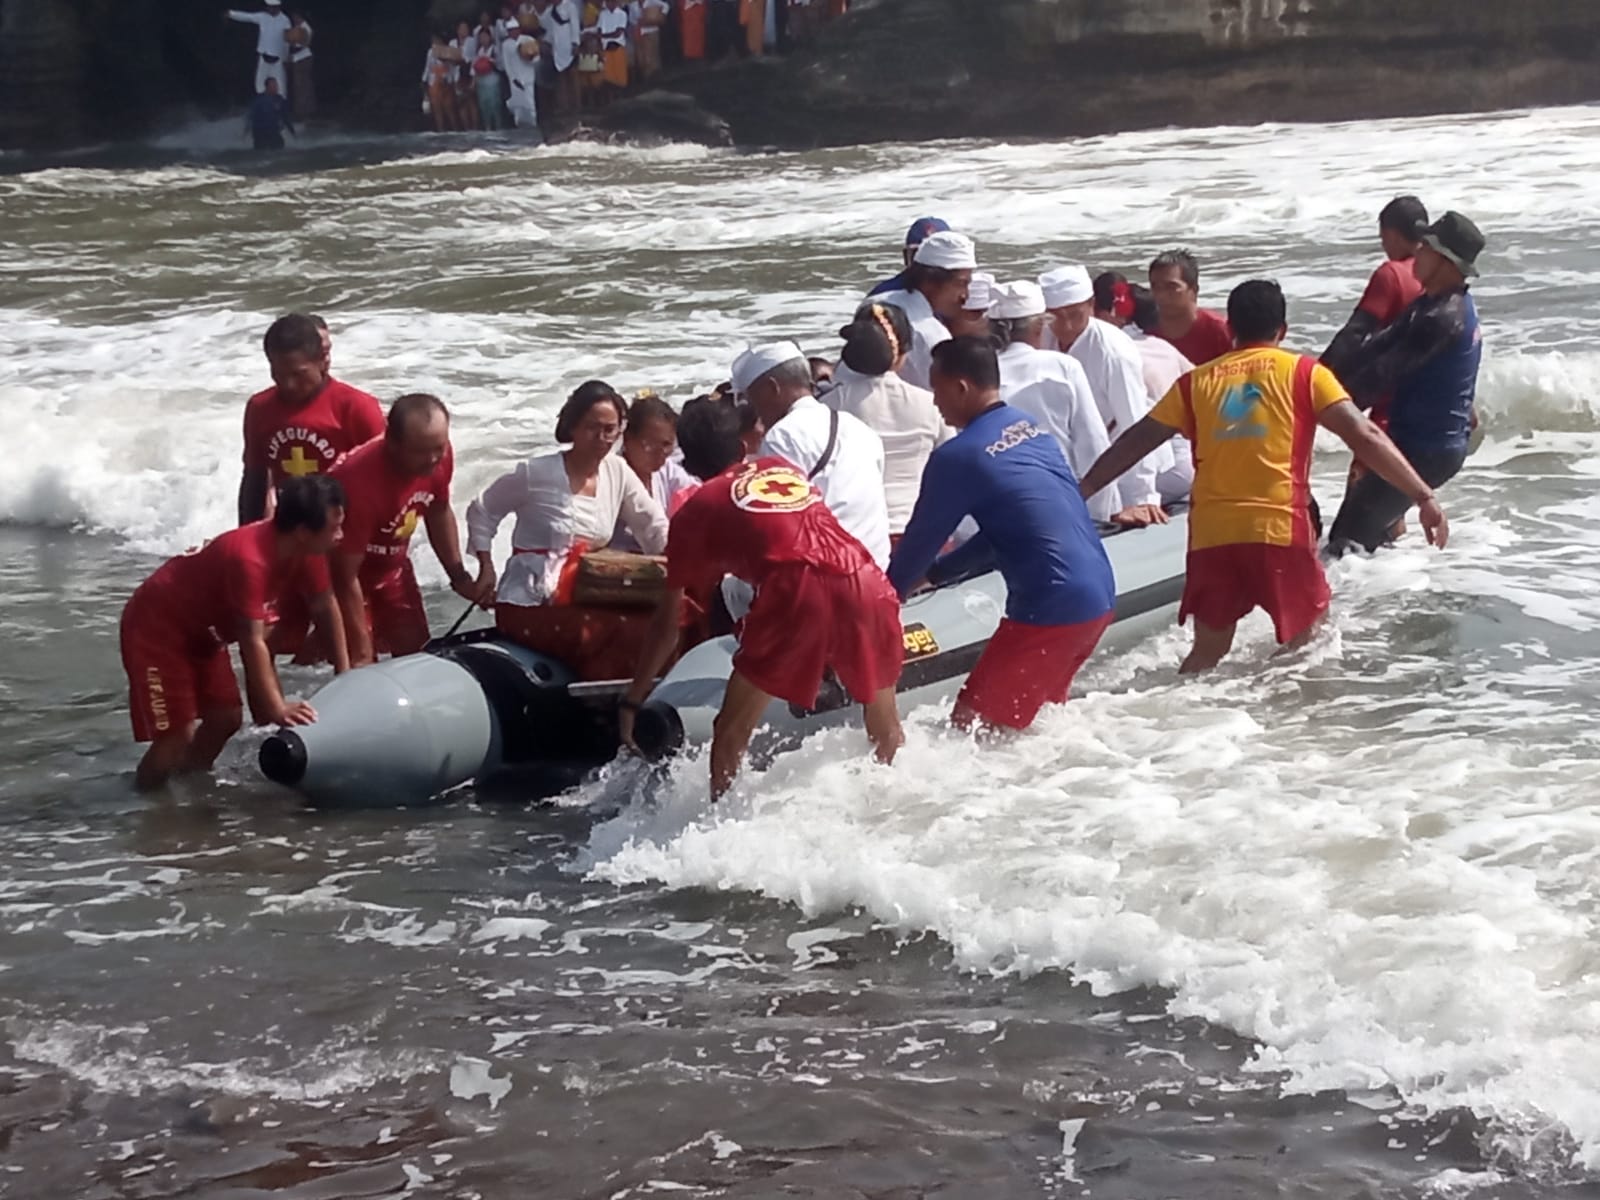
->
<box><xmin>1421</xmin><ymin>211</ymin><xmax>1485</xmax><ymax>279</ymax></box>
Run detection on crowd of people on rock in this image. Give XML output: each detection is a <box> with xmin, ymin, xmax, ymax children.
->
<box><xmin>420</xmin><ymin>0</ymin><xmax>852</xmax><ymax>134</ymax></box>
<box><xmin>118</xmin><ymin>198</ymin><xmax>1485</xmax><ymax>800</ymax></box>
<box><xmin>223</xmin><ymin>0</ymin><xmax>850</xmax><ymax>145</ymax></box>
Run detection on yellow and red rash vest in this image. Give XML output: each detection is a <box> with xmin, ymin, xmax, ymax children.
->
<box><xmin>1151</xmin><ymin>346</ymin><xmax>1348</xmax><ymax>551</ymax></box>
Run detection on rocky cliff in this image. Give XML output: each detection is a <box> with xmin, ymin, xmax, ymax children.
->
<box><xmin>3</xmin><ymin>0</ymin><xmax>1599</xmax><ymax>152</ymax></box>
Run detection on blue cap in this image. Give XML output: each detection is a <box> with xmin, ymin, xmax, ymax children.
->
<box><xmin>904</xmin><ymin>217</ymin><xmax>950</xmax><ymax>249</ymax></box>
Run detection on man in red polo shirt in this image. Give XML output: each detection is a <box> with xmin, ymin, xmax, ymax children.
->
<box><xmin>120</xmin><ymin>475</ymin><xmax>349</xmax><ymax>791</ymax></box>
<box><xmin>323</xmin><ymin>393</ymin><xmax>492</xmax><ymax>666</ymax></box>
<box><xmin>239</xmin><ymin>312</ymin><xmax>384</xmax><ymax>523</ymax></box>
<box><xmin>618</xmin><ymin>396</ymin><xmax>904</xmax><ymax>800</ymax></box>
<box><xmin>1148</xmin><ymin>248</ymin><xmax>1234</xmax><ymax>367</ymax></box>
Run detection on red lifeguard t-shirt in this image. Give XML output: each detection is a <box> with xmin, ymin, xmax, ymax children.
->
<box><xmin>128</xmin><ymin>521</ymin><xmax>332</xmax><ymax>649</ymax></box>
<box><xmin>664</xmin><ymin>457</ymin><xmax>874</xmax><ymax>591</ymax></box>
<box><xmin>1162</xmin><ymin>308</ymin><xmax>1234</xmax><ymax>367</ymax></box>
<box><xmin>242</xmin><ymin>378</ymin><xmax>386</xmax><ymax>486</ymax></box>
<box><xmin>1356</xmin><ymin>258</ymin><xmax>1424</xmax><ymax>326</ymax></box>
<box><xmin>332</xmin><ymin>438</ymin><xmax>454</xmax><ymax>584</ymax></box>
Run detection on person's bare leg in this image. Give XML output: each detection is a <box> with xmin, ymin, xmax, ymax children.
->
<box><xmin>1271</xmin><ymin>614</ymin><xmax>1326</xmax><ymax>659</ymax></box>
<box><xmin>136</xmin><ymin>727</ymin><xmax>198</xmax><ymax>792</ymax></box>
<box><xmin>709</xmin><ymin>670</ymin><xmax>773</xmax><ymax>801</ymax></box>
<box><xmin>178</xmin><ymin>706</ymin><xmax>244</xmax><ymax>775</ymax></box>
<box><xmin>861</xmin><ymin>687</ymin><xmax>903</xmax><ymax>765</ymax></box>
<box><xmin>1180</xmin><ymin>620</ymin><xmax>1236</xmax><ymax>674</ymax></box>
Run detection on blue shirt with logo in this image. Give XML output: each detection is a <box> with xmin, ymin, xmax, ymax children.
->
<box><xmin>887</xmin><ymin>402</ymin><xmax>1116</xmax><ymax>627</ymax></box>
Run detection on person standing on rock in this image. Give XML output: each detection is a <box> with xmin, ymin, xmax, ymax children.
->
<box><xmin>636</xmin><ymin>0</ymin><xmax>669</xmax><ymax>80</ymax></box>
<box><xmin>1149</xmin><ymin>248</ymin><xmax>1234</xmax><ymax>367</ymax></box>
<box><xmin>422</xmin><ymin>33</ymin><xmax>461</xmax><ymax>130</ymax></box>
<box><xmin>286</xmin><ymin>11</ymin><xmax>315</xmax><ymax>118</ymax></box>
<box><xmin>471</xmin><ymin>27</ymin><xmax>509</xmax><ymax>130</ymax></box>
<box><xmin>226</xmin><ymin>0</ymin><xmax>292</xmax><ymax>95</ymax></box>
<box><xmin>740</xmin><ymin>0</ymin><xmax>765</xmax><ymax>56</ymax></box>
<box><xmin>786</xmin><ymin>0</ymin><xmax>816</xmax><ymax>43</ymax></box>
<box><xmin>544</xmin><ymin>0</ymin><xmax>581</xmax><ymax>116</ymax></box>
<box><xmin>680</xmin><ymin>0</ymin><xmax>708</xmax><ymax>60</ymax></box>
<box><xmin>599</xmin><ymin>0</ymin><xmax>631</xmax><ymax>93</ymax></box>
<box><xmin>501</xmin><ymin>22</ymin><xmax>543</xmax><ymax>131</ymax></box>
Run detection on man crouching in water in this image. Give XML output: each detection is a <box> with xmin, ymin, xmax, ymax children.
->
<box><xmin>119</xmin><ymin>476</ymin><xmax>348</xmax><ymax>791</ymax></box>
<box><xmin>618</xmin><ymin>397</ymin><xmax>905</xmax><ymax>800</ymax></box>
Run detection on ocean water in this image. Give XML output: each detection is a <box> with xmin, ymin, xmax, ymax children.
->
<box><xmin>3</xmin><ymin>106</ymin><xmax>1600</xmax><ymax>1196</ymax></box>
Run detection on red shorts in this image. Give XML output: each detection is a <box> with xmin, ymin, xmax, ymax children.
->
<box><xmin>956</xmin><ymin>612</ymin><xmax>1113</xmax><ymax>731</ymax></box>
<box><xmin>735</xmin><ymin>562</ymin><xmax>904</xmax><ymax>709</ymax></box>
<box><xmin>273</xmin><ymin>559</ymin><xmax>430</xmax><ymax>661</ymax></box>
<box><xmin>120</xmin><ymin>603</ymin><xmax>240</xmax><ymax>742</ymax></box>
<box><xmin>1181</xmin><ymin>542</ymin><xmax>1330</xmax><ymax>644</ymax></box>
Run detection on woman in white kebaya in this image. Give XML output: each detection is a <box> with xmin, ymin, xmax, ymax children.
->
<box><xmin>467</xmin><ymin>381</ymin><xmax>668</xmax><ymax>606</ymax></box>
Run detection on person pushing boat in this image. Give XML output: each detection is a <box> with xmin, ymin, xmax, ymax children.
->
<box><xmin>315</xmin><ymin>394</ymin><xmax>491</xmax><ymax>667</ymax></box>
<box><xmin>619</xmin><ymin>397</ymin><xmax>905</xmax><ymax>800</ymax></box>
<box><xmin>120</xmin><ymin>476</ymin><xmax>348</xmax><ymax>791</ymax></box>
<box><xmin>887</xmin><ymin>336</ymin><xmax>1117</xmax><ymax>732</ymax></box>
<box><xmin>1080</xmin><ymin>280</ymin><xmax>1449</xmax><ymax>673</ymax></box>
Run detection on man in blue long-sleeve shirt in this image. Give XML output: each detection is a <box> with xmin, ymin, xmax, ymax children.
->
<box><xmin>887</xmin><ymin>336</ymin><xmax>1117</xmax><ymax>732</ymax></box>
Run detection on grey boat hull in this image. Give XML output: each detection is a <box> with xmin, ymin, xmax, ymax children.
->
<box><xmin>259</xmin><ymin>516</ymin><xmax>1189</xmax><ymax>808</ymax></box>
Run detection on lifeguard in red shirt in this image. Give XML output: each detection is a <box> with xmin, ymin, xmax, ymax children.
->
<box><xmin>619</xmin><ymin>397</ymin><xmax>905</xmax><ymax>800</ymax></box>
<box><xmin>325</xmin><ymin>393</ymin><xmax>493</xmax><ymax>666</ymax></box>
<box><xmin>120</xmin><ymin>475</ymin><xmax>350</xmax><ymax>791</ymax></box>
<box><xmin>239</xmin><ymin>313</ymin><xmax>384</xmax><ymax>523</ymax></box>
<box><xmin>1322</xmin><ymin>195</ymin><xmax>1428</xmax><ymax>410</ymax></box>
<box><xmin>1148</xmin><ymin>248</ymin><xmax>1234</xmax><ymax>367</ymax></box>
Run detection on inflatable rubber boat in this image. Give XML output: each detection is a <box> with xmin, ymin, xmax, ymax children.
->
<box><xmin>258</xmin><ymin>515</ymin><xmax>1189</xmax><ymax>808</ymax></box>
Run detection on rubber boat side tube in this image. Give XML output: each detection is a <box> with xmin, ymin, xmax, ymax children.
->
<box><xmin>259</xmin><ymin>636</ymin><xmax>596</xmax><ymax>808</ymax></box>
<box><xmin>632</xmin><ymin>514</ymin><xmax>1191</xmax><ymax>762</ymax></box>
<box><xmin>260</xmin><ymin>516</ymin><xmax>1189</xmax><ymax>805</ymax></box>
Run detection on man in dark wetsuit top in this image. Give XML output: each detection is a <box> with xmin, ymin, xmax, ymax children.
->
<box><xmin>1323</xmin><ymin>195</ymin><xmax>1428</xmax><ymax>541</ymax></box>
<box><xmin>1327</xmin><ymin>211</ymin><xmax>1485</xmax><ymax>556</ymax></box>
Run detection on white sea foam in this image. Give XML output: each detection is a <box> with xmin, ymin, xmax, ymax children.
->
<box><xmin>8</xmin><ymin>1019</ymin><xmax>437</xmax><ymax>1101</ymax></box>
<box><xmin>7</xmin><ymin>103</ymin><xmax>1600</xmax><ymax>1176</ymax></box>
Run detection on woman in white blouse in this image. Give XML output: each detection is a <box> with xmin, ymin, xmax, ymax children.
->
<box><xmin>612</xmin><ymin>392</ymin><xmax>697</xmax><ymax>552</ymax></box>
<box><xmin>825</xmin><ymin>301</ymin><xmax>949</xmax><ymax>539</ymax></box>
<box><xmin>467</xmin><ymin>382</ymin><xmax>669</xmax><ymax>607</ymax></box>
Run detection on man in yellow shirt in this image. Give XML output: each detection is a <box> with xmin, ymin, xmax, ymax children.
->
<box><xmin>1080</xmin><ymin>280</ymin><xmax>1448</xmax><ymax>673</ymax></box>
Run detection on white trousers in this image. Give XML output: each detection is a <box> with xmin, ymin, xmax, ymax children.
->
<box><xmin>255</xmin><ymin>56</ymin><xmax>287</xmax><ymax>94</ymax></box>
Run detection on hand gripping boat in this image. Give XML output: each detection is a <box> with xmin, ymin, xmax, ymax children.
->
<box><xmin>258</xmin><ymin>516</ymin><xmax>1189</xmax><ymax>808</ymax></box>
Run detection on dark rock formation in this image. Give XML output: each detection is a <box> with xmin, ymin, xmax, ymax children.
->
<box><xmin>3</xmin><ymin>0</ymin><xmax>1600</xmax><ymax>153</ymax></box>
<box><xmin>664</xmin><ymin>0</ymin><xmax>1600</xmax><ymax>148</ymax></box>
